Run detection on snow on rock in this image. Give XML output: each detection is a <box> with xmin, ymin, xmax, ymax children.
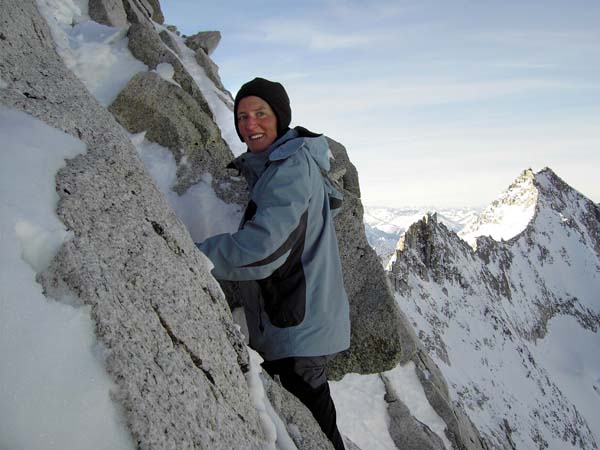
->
<box><xmin>389</xmin><ymin>168</ymin><xmax>600</xmax><ymax>450</ymax></box>
<box><xmin>131</xmin><ymin>131</ymin><xmax>241</xmax><ymax>242</ymax></box>
<box><xmin>0</xmin><ymin>106</ymin><xmax>134</xmax><ymax>450</ymax></box>
<box><xmin>36</xmin><ymin>0</ymin><xmax>147</xmax><ymax>106</ymax></box>
<box><xmin>163</xmin><ymin>27</ymin><xmax>247</xmax><ymax>156</ymax></box>
<box><xmin>459</xmin><ymin>169</ymin><xmax>538</xmax><ymax>248</ymax></box>
<box><xmin>1</xmin><ymin>1</ymin><xmax>266</xmax><ymax>447</ymax></box>
<box><xmin>154</xmin><ymin>62</ymin><xmax>179</xmax><ymax>86</ymax></box>
<box><xmin>330</xmin><ymin>372</ymin><xmax>397</xmax><ymax>450</ymax></box>
<box><xmin>331</xmin><ymin>361</ymin><xmax>452</xmax><ymax>450</ymax></box>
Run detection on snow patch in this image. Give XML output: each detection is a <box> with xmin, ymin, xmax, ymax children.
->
<box><xmin>384</xmin><ymin>362</ymin><xmax>452</xmax><ymax>449</ymax></box>
<box><xmin>36</xmin><ymin>0</ymin><xmax>147</xmax><ymax>106</ymax></box>
<box><xmin>131</xmin><ymin>131</ymin><xmax>241</xmax><ymax>242</ymax></box>
<box><xmin>154</xmin><ymin>62</ymin><xmax>180</xmax><ymax>87</ymax></box>
<box><xmin>330</xmin><ymin>373</ymin><xmax>397</xmax><ymax>450</ymax></box>
<box><xmin>460</xmin><ymin>170</ymin><xmax>537</xmax><ymax>248</ymax></box>
<box><xmin>246</xmin><ymin>348</ymin><xmax>299</xmax><ymax>450</ymax></box>
<box><xmin>0</xmin><ymin>106</ymin><xmax>134</xmax><ymax>450</ymax></box>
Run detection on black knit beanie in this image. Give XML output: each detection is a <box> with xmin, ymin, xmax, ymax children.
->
<box><xmin>234</xmin><ymin>77</ymin><xmax>292</xmax><ymax>142</ymax></box>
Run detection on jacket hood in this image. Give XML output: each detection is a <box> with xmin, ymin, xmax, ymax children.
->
<box><xmin>269</xmin><ymin>127</ymin><xmax>331</xmax><ymax>172</ymax></box>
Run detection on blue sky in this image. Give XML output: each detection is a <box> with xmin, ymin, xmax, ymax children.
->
<box><xmin>162</xmin><ymin>0</ymin><xmax>600</xmax><ymax>207</ymax></box>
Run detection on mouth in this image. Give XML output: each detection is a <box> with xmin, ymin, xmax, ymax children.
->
<box><xmin>249</xmin><ymin>134</ymin><xmax>264</xmax><ymax>141</ymax></box>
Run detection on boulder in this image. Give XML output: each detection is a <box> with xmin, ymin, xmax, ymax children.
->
<box><xmin>186</xmin><ymin>30</ymin><xmax>221</xmax><ymax>55</ymax></box>
<box><xmin>88</xmin><ymin>0</ymin><xmax>128</xmax><ymax>28</ymax></box>
<box><xmin>0</xmin><ymin>1</ymin><xmax>265</xmax><ymax>448</ymax></box>
<box><xmin>108</xmin><ymin>71</ymin><xmax>236</xmax><ymax>197</ymax></box>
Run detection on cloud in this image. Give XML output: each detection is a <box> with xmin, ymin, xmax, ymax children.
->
<box><xmin>289</xmin><ymin>77</ymin><xmax>571</xmax><ymax>115</ymax></box>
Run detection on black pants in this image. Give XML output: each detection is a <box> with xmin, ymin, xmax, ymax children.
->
<box><xmin>262</xmin><ymin>356</ymin><xmax>346</xmax><ymax>450</ymax></box>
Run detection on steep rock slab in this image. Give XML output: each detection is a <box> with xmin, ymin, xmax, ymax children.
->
<box><xmin>144</xmin><ymin>0</ymin><xmax>164</xmax><ymax>24</ymax></box>
<box><xmin>0</xmin><ymin>1</ymin><xmax>264</xmax><ymax>448</ymax></box>
<box><xmin>325</xmin><ymin>137</ymin><xmax>404</xmax><ymax>377</ymax></box>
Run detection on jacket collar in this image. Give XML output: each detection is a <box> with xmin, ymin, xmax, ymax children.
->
<box><xmin>228</xmin><ymin>127</ymin><xmax>329</xmax><ymax>187</ymax></box>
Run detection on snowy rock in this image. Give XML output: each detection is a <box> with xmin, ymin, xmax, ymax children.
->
<box><xmin>262</xmin><ymin>374</ymin><xmax>335</xmax><ymax>450</ymax></box>
<box><xmin>389</xmin><ymin>168</ymin><xmax>600</xmax><ymax>449</ymax></box>
<box><xmin>192</xmin><ymin>44</ymin><xmax>228</xmax><ymax>93</ymax></box>
<box><xmin>460</xmin><ymin>168</ymin><xmax>538</xmax><ymax>248</ymax></box>
<box><xmin>186</xmin><ymin>30</ymin><xmax>222</xmax><ymax>56</ymax></box>
<box><xmin>159</xmin><ymin>28</ymin><xmax>180</xmax><ymax>55</ymax></box>
<box><xmin>380</xmin><ymin>373</ymin><xmax>446</xmax><ymax>450</ymax></box>
<box><xmin>108</xmin><ymin>71</ymin><xmax>233</xmax><ymax>195</ymax></box>
<box><xmin>88</xmin><ymin>0</ymin><xmax>128</xmax><ymax>28</ymax></box>
<box><xmin>0</xmin><ymin>1</ymin><xmax>264</xmax><ymax>448</ymax></box>
<box><xmin>122</xmin><ymin>0</ymin><xmax>155</xmax><ymax>25</ymax></box>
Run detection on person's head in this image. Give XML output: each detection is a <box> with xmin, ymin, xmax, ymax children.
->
<box><xmin>234</xmin><ymin>77</ymin><xmax>291</xmax><ymax>153</ymax></box>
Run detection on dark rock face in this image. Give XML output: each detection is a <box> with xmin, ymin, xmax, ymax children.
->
<box><xmin>0</xmin><ymin>1</ymin><xmax>264</xmax><ymax>448</ymax></box>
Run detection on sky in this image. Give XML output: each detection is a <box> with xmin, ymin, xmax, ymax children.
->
<box><xmin>161</xmin><ymin>0</ymin><xmax>600</xmax><ymax>208</ymax></box>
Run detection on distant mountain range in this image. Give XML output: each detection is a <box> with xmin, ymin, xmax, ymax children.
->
<box><xmin>364</xmin><ymin>206</ymin><xmax>480</xmax><ymax>266</ymax></box>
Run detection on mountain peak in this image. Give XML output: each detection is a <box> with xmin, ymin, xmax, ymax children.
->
<box><xmin>459</xmin><ymin>168</ymin><xmax>538</xmax><ymax>248</ymax></box>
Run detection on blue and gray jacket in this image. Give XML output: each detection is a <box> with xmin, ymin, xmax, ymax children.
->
<box><xmin>196</xmin><ymin>127</ymin><xmax>351</xmax><ymax>361</ymax></box>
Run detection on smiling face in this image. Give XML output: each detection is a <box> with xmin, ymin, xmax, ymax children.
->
<box><xmin>236</xmin><ymin>96</ymin><xmax>278</xmax><ymax>153</ymax></box>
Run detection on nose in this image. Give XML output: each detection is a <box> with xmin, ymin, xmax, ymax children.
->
<box><xmin>245</xmin><ymin>116</ymin><xmax>259</xmax><ymax>130</ymax></box>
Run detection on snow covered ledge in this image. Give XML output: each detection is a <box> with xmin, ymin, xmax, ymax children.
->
<box><xmin>0</xmin><ymin>106</ymin><xmax>134</xmax><ymax>450</ymax></box>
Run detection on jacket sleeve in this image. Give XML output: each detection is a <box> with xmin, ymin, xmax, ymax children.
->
<box><xmin>196</xmin><ymin>153</ymin><xmax>311</xmax><ymax>281</ymax></box>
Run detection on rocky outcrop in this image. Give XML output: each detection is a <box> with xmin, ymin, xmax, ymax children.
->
<box><xmin>186</xmin><ymin>30</ymin><xmax>221</xmax><ymax>56</ymax></box>
<box><xmin>0</xmin><ymin>1</ymin><xmax>264</xmax><ymax>448</ymax></box>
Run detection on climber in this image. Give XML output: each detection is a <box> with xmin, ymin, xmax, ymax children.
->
<box><xmin>196</xmin><ymin>77</ymin><xmax>350</xmax><ymax>450</ymax></box>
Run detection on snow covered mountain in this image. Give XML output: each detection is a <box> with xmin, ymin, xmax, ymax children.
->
<box><xmin>389</xmin><ymin>168</ymin><xmax>600</xmax><ymax>450</ymax></box>
<box><xmin>459</xmin><ymin>169</ymin><xmax>538</xmax><ymax>248</ymax></box>
<box><xmin>364</xmin><ymin>206</ymin><xmax>479</xmax><ymax>265</ymax></box>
